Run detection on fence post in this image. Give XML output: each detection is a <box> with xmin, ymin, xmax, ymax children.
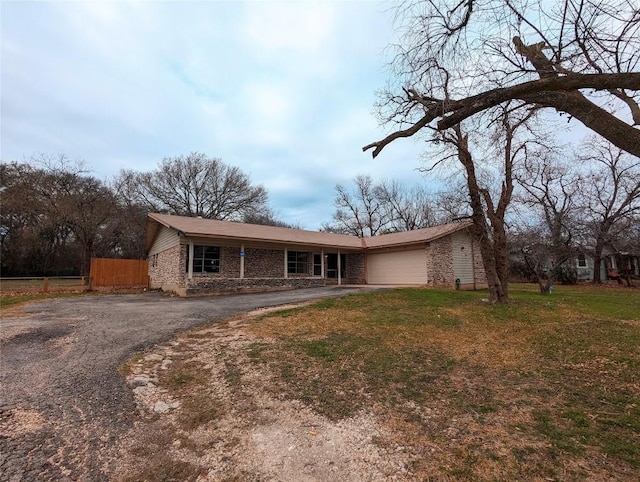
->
<box><xmin>43</xmin><ymin>277</ymin><xmax>49</xmax><ymax>293</ymax></box>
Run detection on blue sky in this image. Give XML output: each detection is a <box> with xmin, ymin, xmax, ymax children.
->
<box><xmin>1</xmin><ymin>0</ymin><xmax>432</xmax><ymax>229</ymax></box>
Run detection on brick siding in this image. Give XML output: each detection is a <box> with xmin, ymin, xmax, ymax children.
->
<box><xmin>244</xmin><ymin>248</ymin><xmax>284</xmax><ymax>278</ymax></box>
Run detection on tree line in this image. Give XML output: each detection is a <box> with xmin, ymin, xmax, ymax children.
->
<box><xmin>0</xmin><ymin>153</ymin><xmax>282</xmax><ymax>277</ymax></box>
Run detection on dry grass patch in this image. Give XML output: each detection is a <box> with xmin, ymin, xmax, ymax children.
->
<box><xmin>245</xmin><ymin>286</ymin><xmax>640</xmax><ymax>480</ymax></box>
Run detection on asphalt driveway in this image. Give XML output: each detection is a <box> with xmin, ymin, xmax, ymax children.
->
<box><xmin>0</xmin><ymin>287</ymin><xmax>371</xmax><ymax>481</ymax></box>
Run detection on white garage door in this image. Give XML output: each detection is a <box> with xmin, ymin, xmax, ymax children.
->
<box><xmin>367</xmin><ymin>249</ymin><xmax>428</xmax><ymax>285</ymax></box>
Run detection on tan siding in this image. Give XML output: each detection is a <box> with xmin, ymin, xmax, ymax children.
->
<box><xmin>452</xmin><ymin>230</ymin><xmax>474</xmax><ymax>286</ymax></box>
<box><xmin>366</xmin><ymin>249</ymin><xmax>428</xmax><ymax>285</ymax></box>
<box><xmin>149</xmin><ymin>226</ymin><xmax>180</xmax><ymax>255</ymax></box>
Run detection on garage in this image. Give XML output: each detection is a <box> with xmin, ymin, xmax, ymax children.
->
<box><xmin>366</xmin><ymin>249</ymin><xmax>428</xmax><ymax>285</ymax></box>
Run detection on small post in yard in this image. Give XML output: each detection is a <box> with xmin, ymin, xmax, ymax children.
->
<box><xmin>43</xmin><ymin>277</ymin><xmax>49</xmax><ymax>293</ymax></box>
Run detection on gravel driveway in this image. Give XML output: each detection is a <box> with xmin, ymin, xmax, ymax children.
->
<box><xmin>0</xmin><ymin>287</ymin><xmax>369</xmax><ymax>481</ymax></box>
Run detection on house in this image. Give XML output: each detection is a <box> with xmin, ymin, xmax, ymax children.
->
<box><xmin>576</xmin><ymin>249</ymin><xmax>640</xmax><ymax>283</ymax></box>
<box><xmin>145</xmin><ymin>213</ymin><xmax>487</xmax><ymax>296</ymax></box>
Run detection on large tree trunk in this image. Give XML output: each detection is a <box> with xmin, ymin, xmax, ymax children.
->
<box><xmin>456</xmin><ymin>129</ymin><xmax>509</xmax><ymax>303</ymax></box>
<box><xmin>592</xmin><ymin>241</ymin><xmax>605</xmax><ymax>285</ymax></box>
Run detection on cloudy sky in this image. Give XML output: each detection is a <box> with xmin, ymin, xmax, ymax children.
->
<box><xmin>1</xmin><ymin>0</ymin><xmax>434</xmax><ymax>229</ymax></box>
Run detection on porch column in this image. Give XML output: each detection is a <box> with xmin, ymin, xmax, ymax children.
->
<box><xmin>284</xmin><ymin>249</ymin><xmax>288</xmax><ymax>279</ymax></box>
<box><xmin>187</xmin><ymin>240</ymin><xmax>194</xmax><ymax>280</ymax></box>
<box><xmin>337</xmin><ymin>249</ymin><xmax>342</xmax><ymax>286</ymax></box>
<box><xmin>240</xmin><ymin>244</ymin><xmax>245</xmax><ymax>279</ymax></box>
<box><xmin>321</xmin><ymin>249</ymin><xmax>325</xmax><ymax>278</ymax></box>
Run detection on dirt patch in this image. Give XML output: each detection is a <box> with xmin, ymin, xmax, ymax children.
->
<box><xmin>112</xmin><ymin>288</ymin><xmax>640</xmax><ymax>481</ymax></box>
<box><xmin>115</xmin><ymin>314</ymin><xmax>409</xmax><ymax>481</ymax></box>
<box><xmin>0</xmin><ymin>409</ymin><xmax>46</xmax><ymax>437</ymax></box>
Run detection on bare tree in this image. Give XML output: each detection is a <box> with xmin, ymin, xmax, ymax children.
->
<box><xmin>33</xmin><ymin>157</ymin><xmax>115</xmax><ymax>276</ymax></box>
<box><xmin>117</xmin><ymin>152</ymin><xmax>268</xmax><ymax>221</ymax></box>
<box><xmin>242</xmin><ymin>208</ymin><xmax>300</xmax><ymax>229</ymax></box>
<box><xmin>576</xmin><ymin>138</ymin><xmax>640</xmax><ymax>283</ymax></box>
<box><xmin>427</xmin><ymin>103</ymin><xmax>540</xmax><ymax>302</ymax></box>
<box><xmin>364</xmin><ymin>0</ymin><xmax>640</xmax><ymax>158</ymax></box>
<box><xmin>1</xmin><ymin>156</ymin><xmax>118</xmax><ymax>276</ymax></box>
<box><xmin>323</xmin><ymin>175</ymin><xmax>450</xmax><ymax>236</ymax></box>
<box><xmin>515</xmin><ymin>153</ymin><xmax>582</xmax><ymax>287</ymax></box>
<box><xmin>325</xmin><ymin>175</ymin><xmax>390</xmax><ymax>237</ymax></box>
<box><xmin>376</xmin><ymin>180</ymin><xmax>443</xmax><ymax>230</ymax></box>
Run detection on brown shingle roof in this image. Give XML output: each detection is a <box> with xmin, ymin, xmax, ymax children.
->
<box><xmin>147</xmin><ymin>213</ymin><xmax>364</xmax><ymax>250</ymax></box>
<box><xmin>363</xmin><ymin>222</ymin><xmax>473</xmax><ymax>248</ymax></box>
<box><xmin>146</xmin><ymin>213</ymin><xmax>471</xmax><ymax>251</ymax></box>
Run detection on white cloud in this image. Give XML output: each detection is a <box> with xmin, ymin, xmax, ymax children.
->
<box><xmin>1</xmin><ymin>0</ymin><xmax>433</xmax><ymax>228</ymax></box>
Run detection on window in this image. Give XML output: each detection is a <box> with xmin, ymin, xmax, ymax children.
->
<box><xmin>186</xmin><ymin>246</ymin><xmax>220</xmax><ymax>273</ymax></box>
<box><xmin>288</xmin><ymin>251</ymin><xmax>309</xmax><ymax>274</ymax></box>
<box><xmin>577</xmin><ymin>254</ymin><xmax>587</xmax><ymax>267</ymax></box>
<box><xmin>313</xmin><ymin>253</ymin><xmax>322</xmax><ymax>276</ymax></box>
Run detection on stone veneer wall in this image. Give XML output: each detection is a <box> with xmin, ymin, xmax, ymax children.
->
<box><xmin>148</xmin><ymin>244</ymin><xmax>186</xmax><ymax>291</ymax></box>
<box><xmin>429</xmin><ymin>235</ymin><xmax>454</xmax><ymax>287</ymax></box>
<box><xmin>185</xmin><ymin>277</ymin><xmax>324</xmax><ymax>296</ymax></box>
<box><xmin>344</xmin><ymin>253</ymin><xmax>366</xmax><ymax>284</ymax></box>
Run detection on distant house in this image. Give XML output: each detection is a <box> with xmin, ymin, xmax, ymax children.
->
<box><xmin>145</xmin><ymin>213</ymin><xmax>487</xmax><ymax>296</ymax></box>
<box><xmin>576</xmin><ymin>248</ymin><xmax>640</xmax><ymax>283</ymax></box>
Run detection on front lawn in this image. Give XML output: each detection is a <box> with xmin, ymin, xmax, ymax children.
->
<box><xmin>247</xmin><ymin>284</ymin><xmax>640</xmax><ymax>480</ymax></box>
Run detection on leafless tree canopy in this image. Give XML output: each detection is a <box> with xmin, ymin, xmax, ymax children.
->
<box><xmin>364</xmin><ymin>0</ymin><xmax>640</xmax><ymax>157</ymax></box>
<box><xmin>322</xmin><ymin>175</ymin><xmax>450</xmax><ymax>236</ymax></box>
<box><xmin>575</xmin><ymin>137</ymin><xmax>640</xmax><ymax>282</ymax></box>
<box><xmin>1</xmin><ymin>155</ymin><xmax>140</xmax><ymax>276</ymax></box>
<box><xmin>1</xmin><ymin>153</ymin><xmax>280</xmax><ymax>277</ymax></box>
<box><xmin>116</xmin><ymin>152</ymin><xmax>268</xmax><ymax>221</ymax></box>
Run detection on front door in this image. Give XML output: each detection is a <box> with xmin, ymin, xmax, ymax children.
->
<box><xmin>326</xmin><ymin>253</ymin><xmax>345</xmax><ymax>280</ymax></box>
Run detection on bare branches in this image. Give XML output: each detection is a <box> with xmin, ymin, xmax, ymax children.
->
<box><xmin>117</xmin><ymin>153</ymin><xmax>268</xmax><ymax>221</ymax></box>
<box><xmin>367</xmin><ymin>0</ymin><xmax>640</xmax><ymax>158</ymax></box>
<box><xmin>364</xmin><ymin>71</ymin><xmax>640</xmax><ymax>158</ymax></box>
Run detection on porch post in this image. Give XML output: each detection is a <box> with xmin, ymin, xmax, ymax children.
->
<box><xmin>284</xmin><ymin>249</ymin><xmax>288</xmax><ymax>279</ymax></box>
<box><xmin>188</xmin><ymin>240</ymin><xmax>194</xmax><ymax>280</ymax></box>
<box><xmin>321</xmin><ymin>249</ymin><xmax>325</xmax><ymax>278</ymax></box>
<box><xmin>240</xmin><ymin>244</ymin><xmax>245</xmax><ymax>279</ymax></box>
<box><xmin>337</xmin><ymin>249</ymin><xmax>341</xmax><ymax>286</ymax></box>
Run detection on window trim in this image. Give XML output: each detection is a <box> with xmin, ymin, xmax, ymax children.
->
<box><xmin>287</xmin><ymin>250</ymin><xmax>309</xmax><ymax>274</ymax></box>
<box><xmin>313</xmin><ymin>253</ymin><xmax>322</xmax><ymax>276</ymax></box>
<box><xmin>577</xmin><ymin>254</ymin><xmax>587</xmax><ymax>267</ymax></box>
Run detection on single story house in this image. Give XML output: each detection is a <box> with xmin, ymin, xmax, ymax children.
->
<box><xmin>576</xmin><ymin>249</ymin><xmax>640</xmax><ymax>282</ymax></box>
<box><xmin>146</xmin><ymin>213</ymin><xmax>487</xmax><ymax>296</ymax></box>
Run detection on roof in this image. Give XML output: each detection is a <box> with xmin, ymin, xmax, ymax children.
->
<box><xmin>363</xmin><ymin>222</ymin><xmax>473</xmax><ymax>248</ymax></box>
<box><xmin>146</xmin><ymin>213</ymin><xmax>472</xmax><ymax>252</ymax></box>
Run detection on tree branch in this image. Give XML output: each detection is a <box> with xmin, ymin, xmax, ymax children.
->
<box><xmin>364</xmin><ymin>72</ymin><xmax>640</xmax><ymax>158</ymax></box>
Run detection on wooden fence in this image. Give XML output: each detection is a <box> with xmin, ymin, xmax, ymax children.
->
<box><xmin>89</xmin><ymin>258</ymin><xmax>149</xmax><ymax>289</ymax></box>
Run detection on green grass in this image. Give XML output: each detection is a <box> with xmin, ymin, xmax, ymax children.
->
<box><xmin>247</xmin><ymin>284</ymin><xmax>640</xmax><ymax>480</ymax></box>
<box><xmin>1</xmin><ymin>277</ymin><xmax>89</xmax><ymax>311</ymax></box>
<box><xmin>0</xmin><ymin>291</ymin><xmax>88</xmax><ymax>310</ymax></box>
<box><xmin>0</xmin><ymin>277</ymin><xmax>86</xmax><ymax>292</ymax></box>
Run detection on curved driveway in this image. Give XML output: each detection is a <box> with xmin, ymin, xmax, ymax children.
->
<box><xmin>0</xmin><ymin>287</ymin><xmax>370</xmax><ymax>481</ymax></box>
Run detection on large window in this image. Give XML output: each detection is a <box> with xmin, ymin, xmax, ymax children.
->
<box><xmin>186</xmin><ymin>246</ymin><xmax>220</xmax><ymax>273</ymax></box>
<box><xmin>288</xmin><ymin>251</ymin><xmax>309</xmax><ymax>274</ymax></box>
